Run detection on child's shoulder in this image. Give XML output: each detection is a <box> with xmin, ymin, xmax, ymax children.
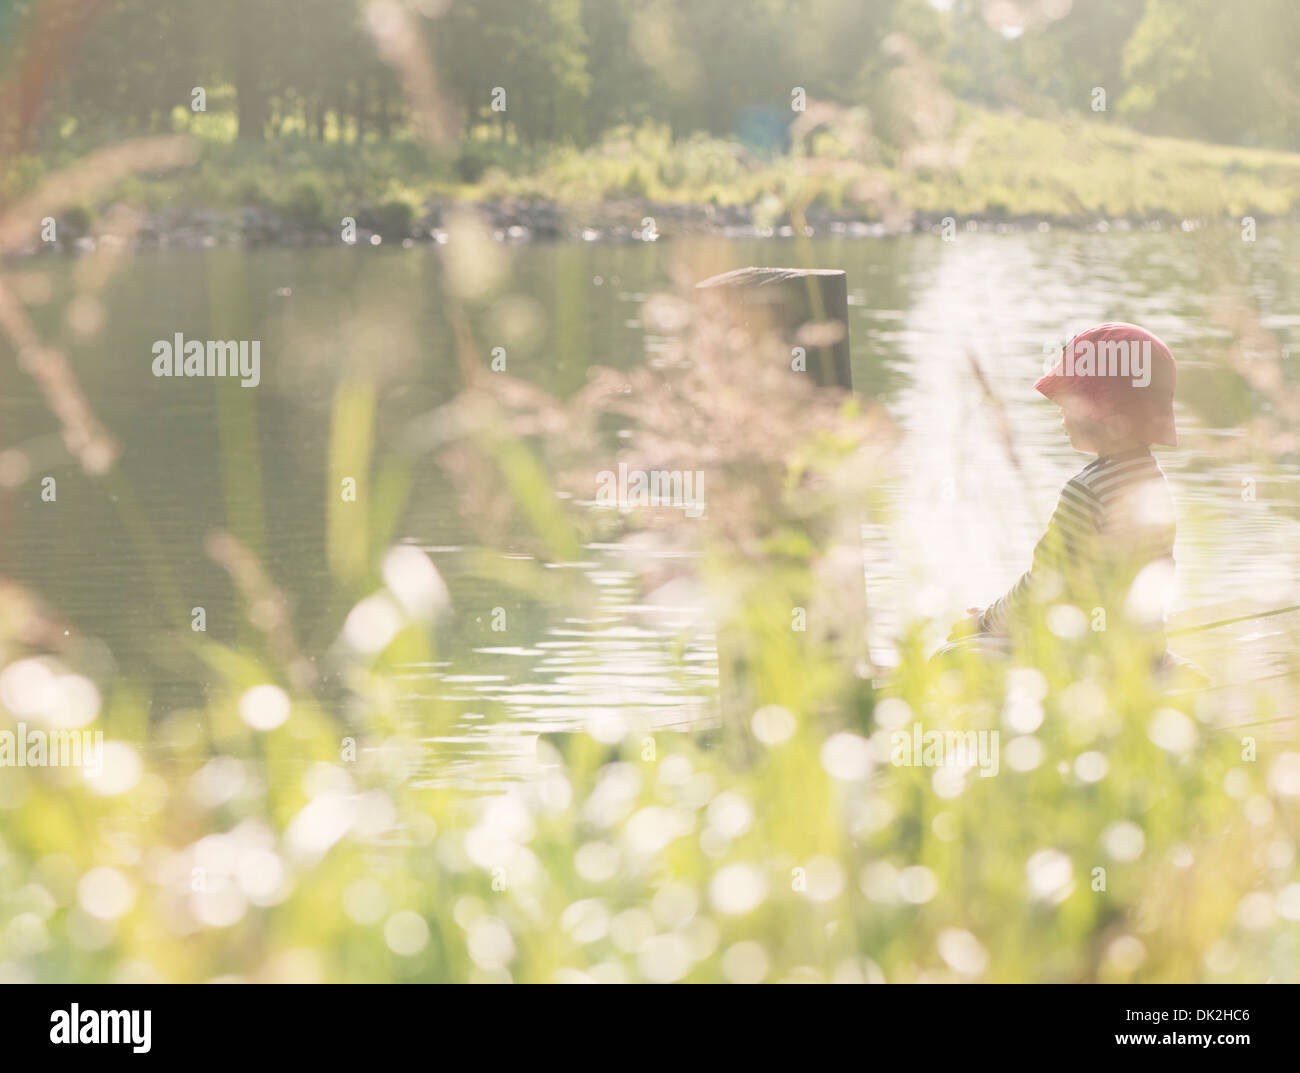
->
<box><xmin>1074</xmin><ymin>449</ymin><xmax>1165</xmax><ymax>499</ymax></box>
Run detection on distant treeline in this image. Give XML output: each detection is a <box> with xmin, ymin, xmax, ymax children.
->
<box><xmin>4</xmin><ymin>0</ymin><xmax>1298</xmax><ymax>153</ymax></box>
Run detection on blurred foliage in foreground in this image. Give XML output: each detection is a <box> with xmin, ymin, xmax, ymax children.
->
<box><xmin>2</xmin><ymin>266</ymin><xmax>1299</xmax><ymax>983</ymax></box>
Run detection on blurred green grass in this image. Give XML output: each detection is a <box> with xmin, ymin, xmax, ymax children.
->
<box><xmin>2</xmin><ymin>281</ymin><xmax>1297</xmax><ymax>984</ymax></box>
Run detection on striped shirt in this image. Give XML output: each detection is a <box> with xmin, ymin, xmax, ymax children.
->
<box><xmin>979</xmin><ymin>447</ymin><xmax>1176</xmax><ymax>635</ymax></box>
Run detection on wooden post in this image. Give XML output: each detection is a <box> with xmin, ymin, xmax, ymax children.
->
<box><xmin>694</xmin><ymin>267</ymin><xmax>868</xmax><ymax>731</ymax></box>
<box><xmin>694</xmin><ymin>267</ymin><xmax>853</xmax><ymax>390</ymax></box>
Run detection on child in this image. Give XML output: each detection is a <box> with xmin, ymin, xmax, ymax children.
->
<box><xmin>945</xmin><ymin>322</ymin><xmax>1183</xmax><ymax>666</ymax></box>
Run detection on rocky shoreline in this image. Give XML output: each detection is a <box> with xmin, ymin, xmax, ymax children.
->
<box><xmin>13</xmin><ymin>197</ymin><xmax>1261</xmax><ymax>256</ymax></box>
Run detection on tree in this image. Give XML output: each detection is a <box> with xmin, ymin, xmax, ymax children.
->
<box><xmin>1119</xmin><ymin>0</ymin><xmax>1299</xmax><ymax>147</ymax></box>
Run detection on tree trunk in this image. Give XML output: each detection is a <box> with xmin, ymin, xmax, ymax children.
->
<box><xmin>232</xmin><ymin>5</ymin><xmax>266</xmax><ymax>142</ymax></box>
<box><xmin>235</xmin><ymin>57</ymin><xmax>266</xmax><ymax>141</ymax></box>
<box><xmin>378</xmin><ymin>84</ymin><xmax>393</xmax><ymax>139</ymax></box>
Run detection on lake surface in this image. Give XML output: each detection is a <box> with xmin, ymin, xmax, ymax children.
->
<box><xmin>4</xmin><ymin>226</ymin><xmax>1299</xmax><ymax>780</ymax></box>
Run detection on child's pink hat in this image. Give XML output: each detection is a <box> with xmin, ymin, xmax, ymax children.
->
<box><xmin>1034</xmin><ymin>322</ymin><xmax>1178</xmax><ymax>447</ymax></box>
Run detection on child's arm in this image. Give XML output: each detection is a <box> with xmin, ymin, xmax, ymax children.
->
<box><xmin>978</xmin><ymin>478</ymin><xmax>1102</xmax><ymax>634</ymax></box>
<box><xmin>947</xmin><ymin>607</ymin><xmax>986</xmax><ymax>641</ymax></box>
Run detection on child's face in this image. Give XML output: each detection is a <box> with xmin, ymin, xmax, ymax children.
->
<box><xmin>1058</xmin><ymin>399</ymin><xmax>1142</xmax><ymax>455</ymax></box>
<box><xmin>1059</xmin><ymin>400</ymin><xmax>1104</xmax><ymax>454</ymax></box>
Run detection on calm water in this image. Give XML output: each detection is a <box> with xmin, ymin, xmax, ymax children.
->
<box><xmin>4</xmin><ymin>227</ymin><xmax>1299</xmax><ymax>779</ymax></box>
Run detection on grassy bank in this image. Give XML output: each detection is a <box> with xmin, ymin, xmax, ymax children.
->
<box><xmin>482</xmin><ymin>107</ymin><xmax>1300</xmax><ymax>222</ymax></box>
<box><xmin>14</xmin><ymin>105</ymin><xmax>1300</xmax><ymax>240</ymax></box>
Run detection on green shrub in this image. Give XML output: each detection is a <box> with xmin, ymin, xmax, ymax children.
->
<box><xmin>369</xmin><ymin>198</ymin><xmax>415</xmax><ymax>238</ymax></box>
<box><xmin>59</xmin><ymin>203</ymin><xmax>95</xmax><ymax>238</ymax></box>
<box><xmin>455</xmin><ymin>141</ymin><xmax>498</xmax><ymax>184</ymax></box>
<box><xmin>282</xmin><ymin>177</ymin><xmax>327</xmax><ymax>228</ymax></box>
<box><xmin>622</xmin><ymin>166</ymin><xmax>649</xmax><ymax>198</ymax></box>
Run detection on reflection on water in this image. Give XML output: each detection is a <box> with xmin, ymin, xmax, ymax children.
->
<box><xmin>406</xmin><ymin>544</ymin><xmax>715</xmax><ymax>788</ymax></box>
<box><xmin>3</xmin><ymin>227</ymin><xmax>1298</xmax><ymax>779</ymax></box>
